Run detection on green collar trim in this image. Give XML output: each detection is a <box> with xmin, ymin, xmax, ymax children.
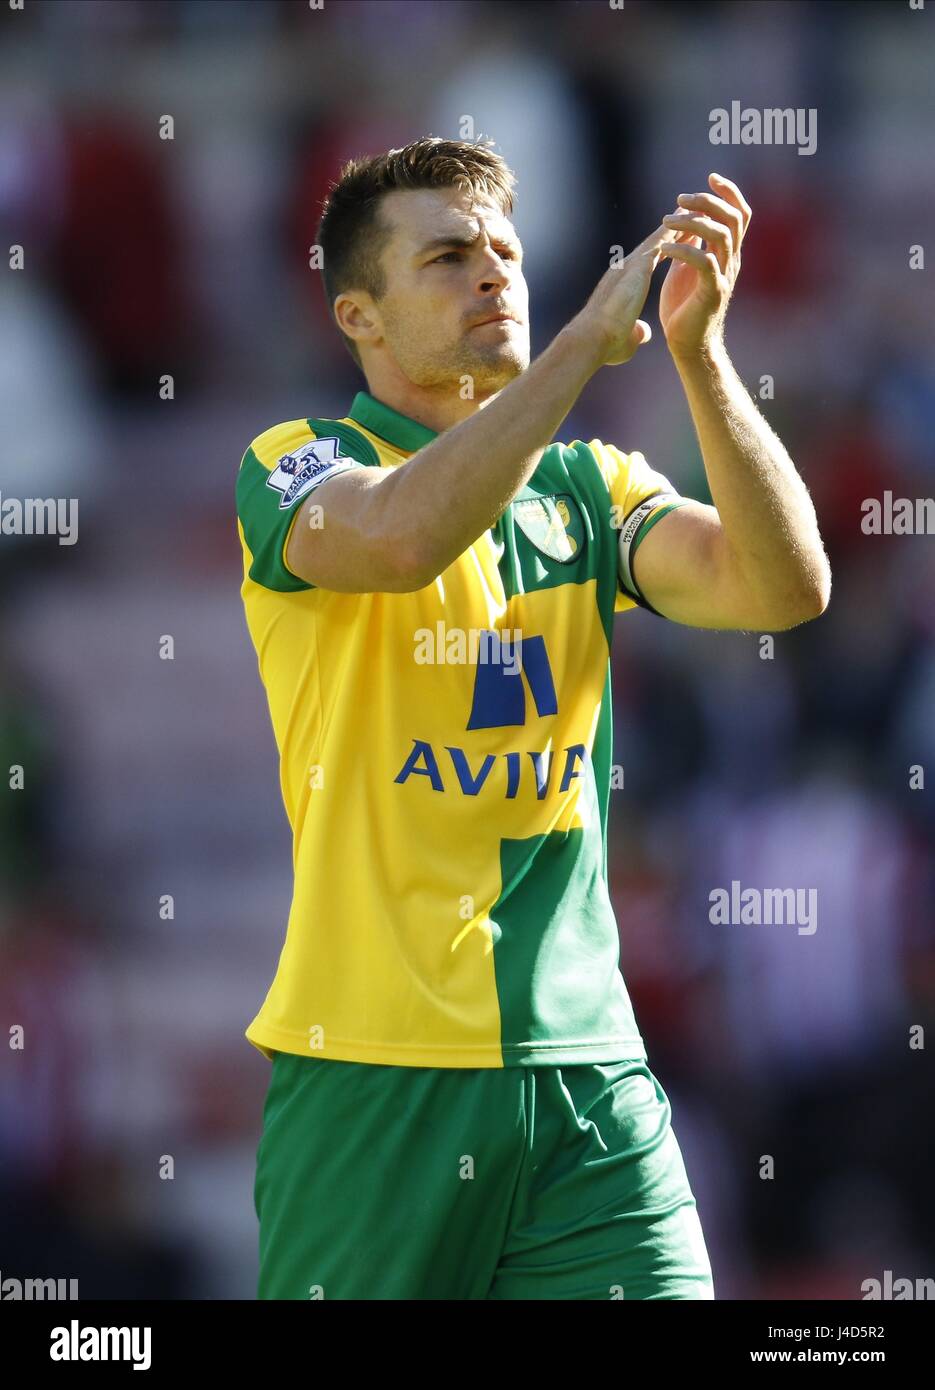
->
<box><xmin>347</xmin><ymin>391</ymin><xmax>438</xmax><ymax>454</ymax></box>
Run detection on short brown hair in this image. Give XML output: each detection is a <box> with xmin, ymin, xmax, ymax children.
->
<box><xmin>316</xmin><ymin>136</ymin><xmax>517</xmax><ymax>368</ymax></box>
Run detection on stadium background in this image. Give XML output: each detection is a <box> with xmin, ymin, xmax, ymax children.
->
<box><xmin>1</xmin><ymin>0</ymin><xmax>933</xmax><ymax>1299</ymax></box>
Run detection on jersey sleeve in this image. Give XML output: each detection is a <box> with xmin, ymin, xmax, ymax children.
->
<box><xmin>586</xmin><ymin>439</ymin><xmax>692</xmax><ymax>616</ymax></box>
<box><xmin>236</xmin><ymin>419</ymin><xmax>367</xmax><ymax>592</ymax></box>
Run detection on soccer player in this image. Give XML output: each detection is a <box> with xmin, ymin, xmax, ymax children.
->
<box><xmin>237</xmin><ymin>137</ymin><xmax>830</xmax><ymax>1300</ymax></box>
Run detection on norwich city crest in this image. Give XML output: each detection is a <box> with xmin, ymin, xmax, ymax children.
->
<box><xmin>512</xmin><ymin>493</ymin><xmax>585</xmax><ymax>563</ymax></box>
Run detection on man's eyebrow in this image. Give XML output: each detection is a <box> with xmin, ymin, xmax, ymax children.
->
<box><xmin>415</xmin><ymin>229</ymin><xmax>522</xmax><ymax>257</ymax></box>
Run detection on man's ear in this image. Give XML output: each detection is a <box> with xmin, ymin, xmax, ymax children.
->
<box><xmin>335</xmin><ymin>291</ymin><xmax>381</xmax><ymax>353</ymax></box>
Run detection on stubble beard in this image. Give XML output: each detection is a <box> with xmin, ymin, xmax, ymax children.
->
<box><xmin>404</xmin><ymin>334</ymin><xmax>529</xmax><ymax>393</ymax></box>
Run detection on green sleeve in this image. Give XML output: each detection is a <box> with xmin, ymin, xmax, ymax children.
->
<box><xmin>236</xmin><ymin>423</ymin><xmax>379</xmax><ymax>592</ymax></box>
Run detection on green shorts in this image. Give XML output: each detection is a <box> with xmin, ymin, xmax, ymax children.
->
<box><xmin>254</xmin><ymin>1052</ymin><xmax>714</xmax><ymax>1300</ymax></box>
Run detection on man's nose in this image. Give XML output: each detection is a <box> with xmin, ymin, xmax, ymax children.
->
<box><xmin>475</xmin><ymin>248</ymin><xmax>512</xmax><ymax>292</ymax></box>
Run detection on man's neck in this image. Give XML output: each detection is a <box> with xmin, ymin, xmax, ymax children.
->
<box><xmin>361</xmin><ymin>374</ymin><xmax>501</xmax><ymax>436</ymax></box>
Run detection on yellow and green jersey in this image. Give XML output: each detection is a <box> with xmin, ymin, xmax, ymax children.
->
<box><xmin>236</xmin><ymin>391</ymin><xmax>688</xmax><ymax>1067</ymax></box>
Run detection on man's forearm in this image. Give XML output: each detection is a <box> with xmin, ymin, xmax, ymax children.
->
<box><xmin>671</xmin><ymin>341</ymin><xmax>831</xmax><ymax>620</ymax></box>
<box><xmin>372</xmin><ymin>322</ymin><xmax>605</xmax><ymax>583</ymax></box>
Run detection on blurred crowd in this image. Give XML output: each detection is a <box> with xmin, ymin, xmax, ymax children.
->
<box><xmin>0</xmin><ymin>0</ymin><xmax>932</xmax><ymax>1299</ymax></box>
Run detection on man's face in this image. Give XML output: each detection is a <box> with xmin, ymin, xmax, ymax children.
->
<box><xmin>362</xmin><ymin>186</ymin><xmax>530</xmax><ymax>391</ymax></box>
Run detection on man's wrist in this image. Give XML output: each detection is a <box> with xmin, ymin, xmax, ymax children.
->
<box><xmin>554</xmin><ymin>315</ymin><xmax>611</xmax><ymax>378</ymax></box>
<box><xmin>668</xmin><ymin>333</ymin><xmax>730</xmax><ymax>377</ymax></box>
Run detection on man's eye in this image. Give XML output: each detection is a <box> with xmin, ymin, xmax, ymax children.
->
<box><xmin>433</xmin><ymin>251</ymin><xmax>462</xmax><ymax>263</ymax></box>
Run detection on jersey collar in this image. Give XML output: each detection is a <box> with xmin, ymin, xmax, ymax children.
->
<box><xmin>348</xmin><ymin>392</ymin><xmax>438</xmax><ymax>455</ymax></box>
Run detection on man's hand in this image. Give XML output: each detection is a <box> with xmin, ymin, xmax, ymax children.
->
<box><xmin>630</xmin><ymin>172</ymin><xmax>829</xmax><ymax>630</ymax></box>
<box><xmin>658</xmin><ymin>172</ymin><xmax>751</xmax><ymax>360</ymax></box>
<box><xmin>570</xmin><ymin>221</ymin><xmax>680</xmax><ymax>366</ymax></box>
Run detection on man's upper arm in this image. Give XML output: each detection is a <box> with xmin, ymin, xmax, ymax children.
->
<box><xmin>236</xmin><ymin>421</ymin><xmax>368</xmax><ymax>593</ymax></box>
<box><xmin>590</xmin><ymin>438</ymin><xmax>786</xmax><ymax>631</ymax></box>
<box><xmin>628</xmin><ymin>497</ymin><xmax>741</xmax><ymax>629</ymax></box>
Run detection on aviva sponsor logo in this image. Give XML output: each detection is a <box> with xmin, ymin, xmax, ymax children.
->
<box><xmin>394</xmin><ymin>631</ymin><xmax>588</xmax><ymax>798</ymax></box>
